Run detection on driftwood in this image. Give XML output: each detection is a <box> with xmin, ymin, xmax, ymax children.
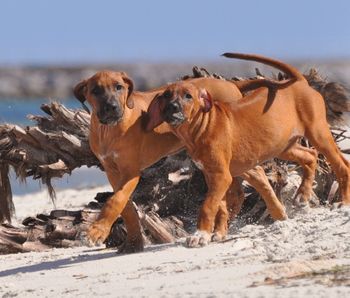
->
<box><xmin>1</xmin><ymin>67</ymin><xmax>350</xmax><ymax>254</ymax></box>
<box><xmin>0</xmin><ymin>104</ymin><xmax>100</xmax><ymax>222</ymax></box>
<box><xmin>0</xmin><ymin>192</ymin><xmax>187</xmax><ymax>254</ymax></box>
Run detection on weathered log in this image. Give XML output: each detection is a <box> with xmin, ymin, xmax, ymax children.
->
<box><xmin>0</xmin><ymin>164</ymin><xmax>13</xmax><ymax>223</ymax></box>
<box><xmin>140</xmin><ymin>212</ymin><xmax>176</xmax><ymax>244</ymax></box>
<box><xmin>0</xmin><ymin>191</ymin><xmax>189</xmax><ymax>254</ymax></box>
<box><xmin>0</xmin><ymin>103</ymin><xmax>101</xmax><ymax>222</ymax></box>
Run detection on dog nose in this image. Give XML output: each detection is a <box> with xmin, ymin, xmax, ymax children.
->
<box><xmin>165</xmin><ymin>101</ymin><xmax>181</xmax><ymax>114</ymax></box>
<box><xmin>104</xmin><ymin>102</ymin><xmax>118</xmax><ymax>113</ymax></box>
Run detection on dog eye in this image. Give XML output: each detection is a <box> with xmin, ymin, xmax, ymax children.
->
<box><xmin>115</xmin><ymin>84</ymin><xmax>123</xmax><ymax>91</ymax></box>
<box><xmin>184</xmin><ymin>93</ymin><xmax>192</xmax><ymax>100</ymax></box>
<box><xmin>92</xmin><ymin>86</ymin><xmax>102</xmax><ymax>95</ymax></box>
<box><xmin>164</xmin><ymin>90</ymin><xmax>172</xmax><ymax>99</ymax></box>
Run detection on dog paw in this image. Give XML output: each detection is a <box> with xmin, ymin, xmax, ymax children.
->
<box><xmin>293</xmin><ymin>194</ymin><xmax>310</xmax><ymax>210</ymax></box>
<box><xmin>211</xmin><ymin>232</ymin><xmax>226</xmax><ymax>242</ymax></box>
<box><xmin>331</xmin><ymin>201</ymin><xmax>350</xmax><ymax>210</ymax></box>
<box><xmin>269</xmin><ymin>207</ymin><xmax>288</xmax><ymax>221</ymax></box>
<box><xmin>87</xmin><ymin>221</ymin><xmax>111</xmax><ymax>246</ymax></box>
<box><xmin>186</xmin><ymin>230</ymin><xmax>211</xmax><ymax>248</ymax></box>
<box><xmin>308</xmin><ymin>195</ymin><xmax>320</xmax><ymax>207</ymax></box>
<box><xmin>78</xmin><ymin>231</ymin><xmax>95</xmax><ymax>247</ymax></box>
<box><xmin>118</xmin><ymin>235</ymin><xmax>144</xmax><ymax>254</ymax></box>
<box><xmin>293</xmin><ymin>192</ymin><xmax>319</xmax><ymax>209</ymax></box>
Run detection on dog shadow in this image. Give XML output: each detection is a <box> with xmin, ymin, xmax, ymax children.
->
<box><xmin>263</xmin><ymin>88</ymin><xmax>277</xmax><ymax>113</ymax></box>
<box><xmin>0</xmin><ymin>248</ymin><xmax>117</xmax><ymax>277</ymax></box>
<box><xmin>143</xmin><ymin>241</ymin><xmax>183</xmax><ymax>253</ymax></box>
<box><xmin>0</xmin><ymin>242</ymin><xmax>184</xmax><ymax>278</ymax></box>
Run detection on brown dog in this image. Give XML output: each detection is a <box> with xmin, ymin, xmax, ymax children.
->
<box><xmin>73</xmin><ymin>71</ymin><xmax>288</xmax><ymax>252</ymax></box>
<box><xmin>146</xmin><ymin>53</ymin><xmax>350</xmax><ymax>247</ymax></box>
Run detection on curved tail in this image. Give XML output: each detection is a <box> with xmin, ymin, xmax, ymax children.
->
<box><xmin>222</xmin><ymin>53</ymin><xmax>305</xmax><ymax>82</ymax></box>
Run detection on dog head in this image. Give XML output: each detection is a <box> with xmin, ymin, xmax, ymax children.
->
<box><xmin>146</xmin><ymin>82</ymin><xmax>212</xmax><ymax>131</ymax></box>
<box><xmin>73</xmin><ymin>71</ymin><xmax>134</xmax><ymax>125</ymax></box>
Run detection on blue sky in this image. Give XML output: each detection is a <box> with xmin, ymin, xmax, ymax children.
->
<box><xmin>0</xmin><ymin>0</ymin><xmax>349</xmax><ymax>64</ymax></box>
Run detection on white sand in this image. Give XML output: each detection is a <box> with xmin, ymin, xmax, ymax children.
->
<box><xmin>1</xmin><ymin>185</ymin><xmax>350</xmax><ymax>297</ymax></box>
<box><xmin>11</xmin><ymin>184</ymin><xmax>112</xmax><ymax>224</ymax></box>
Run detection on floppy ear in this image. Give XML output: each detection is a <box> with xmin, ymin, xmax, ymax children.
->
<box><xmin>73</xmin><ymin>80</ymin><xmax>90</xmax><ymax>113</ymax></box>
<box><xmin>121</xmin><ymin>73</ymin><xmax>135</xmax><ymax>109</ymax></box>
<box><xmin>143</xmin><ymin>93</ymin><xmax>165</xmax><ymax>132</ymax></box>
<box><xmin>199</xmin><ymin>89</ymin><xmax>212</xmax><ymax>113</ymax></box>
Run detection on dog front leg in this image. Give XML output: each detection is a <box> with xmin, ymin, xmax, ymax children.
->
<box><xmin>212</xmin><ymin>178</ymin><xmax>245</xmax><ymax>242</ymax></box>
<box><xmin>87</xmin><ymin>176</ymin><xmax>142</xmax><ymax>250</ymax></box>
<box><xmin>118</xmin><ymin>199</ymin><xmax>144</xmax><ymax>253</ymax></box>
<box><xmin>187</xmin><ymin>171</ymin><xmax>232</xmax><ymax>248</ymax></box>
<box><xmin>212</xmin><ymin>198</ymin><xmax>229</xmax><ymax>242</ymax></box>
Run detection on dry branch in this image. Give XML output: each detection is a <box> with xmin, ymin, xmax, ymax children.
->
<box><xmin>0</xmin><ymin>103</ymin><xmax>101</xmax><ymax>222</ymax></box>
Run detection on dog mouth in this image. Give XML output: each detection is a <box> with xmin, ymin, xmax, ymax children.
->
<box><xmin>99</xmin><ymin>113</ymin><xmax>123</xmax><ymax>125</ymax></box>
<box><xmin>164</xmin><ymin>111</ymin><xmax>185</xmax><ymax>126</ymax></box>
<box><xmin>98</xmin><ymin>100</ymin><xmax>124</xmax><ymax>125</ymax></box>
<box><xmin>161</xmin><ymin>100</ymin><xmax>186</xmax><ymax>126</ymax></box>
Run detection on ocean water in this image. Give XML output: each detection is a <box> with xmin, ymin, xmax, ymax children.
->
<box><xmin>0</xmin><ymin>98</ymin><xmax>109</xmax><ymax>195</ymax></box>
<box><xmin>8</xmin><ymin>166</ymin><xmax>109</xmax><ymax>196</ymax></box>
<box><xmin>0</xmin><ymin>98</ymin><xmax>82</xmax><ymax>125</ymax></box>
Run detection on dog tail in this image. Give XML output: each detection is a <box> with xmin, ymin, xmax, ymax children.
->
<box><xmin>222</xmin><ymin>53</ymin><xmax>305</xmax><ymax>82</ymax></box>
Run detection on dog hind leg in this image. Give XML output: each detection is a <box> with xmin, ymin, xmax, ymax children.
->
<box><xmin>278</xmin><ymin>143</ymin><xmax>318</xmax><ymax>206</ymax></box>
<box><xmin>306</xmin><ymin>125</ymin><xmax>350</xmax><ymax>205</ymax></box>
<box><xmin>241</xmin><ymin>166</ymin><xmax>287</xmax><ymax>220</ymax></box>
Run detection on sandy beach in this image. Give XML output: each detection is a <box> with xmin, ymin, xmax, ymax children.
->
<box><xmin>1</xmin><ymin>92</ymin><xmax>350</xmax><ymax>298</ymax></box>
<box><xmin>1</xmin><ymin>0</ymin><xmax>350</xmax><ymax>297</ymax></box>
<box><xmin>0</xmin><ymin>184</ymin><xmax>349</xmax><ymax>297</ymax></box>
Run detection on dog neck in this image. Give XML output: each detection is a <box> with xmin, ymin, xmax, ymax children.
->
<box><xmin>173</xmin><ymin>106</ymin><xmax>215</xmax><ymax>154</ymax></box>
<box><xmin>89</xmin><ymin>105</ymin><xmax>139</xmax><ymax>155</ymax></box>
<box><xmin>90</xmin><ymin>111</ymin><xmax>129</xmax><ymax>135</ymax></box>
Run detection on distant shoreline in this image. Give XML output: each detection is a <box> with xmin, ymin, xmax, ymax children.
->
<box><xmin>1</xmin><ymin>60</ymin><xmax>350</xmax><ymax>99</ymax></box>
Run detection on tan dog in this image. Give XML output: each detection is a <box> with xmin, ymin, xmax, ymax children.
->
<box><xmin>73</xmin><ymin>71</ymin><xmax>288</xmax><ymax>252</ymax></box>
<box><xmin>145</xmin><ymin>53</ymin><xmax>350</xmax><ymax>247</ymax></box>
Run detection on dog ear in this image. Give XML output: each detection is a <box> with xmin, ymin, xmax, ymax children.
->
<box><xmin>199</xmin><ymin>89</ymin><xmax>212</xmax><ymax>113</ymax></box>
<box><xmin>73</xmin><ymin>80</ymin><xmax>90</xmax><ymax>113</ymax></box>
<box><xmin>143</xmin><ymin>93</ymin><xmax>165</xmax><ymax>132</ymax></box>
<box><xmin>121</xmin><ymin>73</ymin><xmax>135</xmax><ymax>109</ymax></box>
